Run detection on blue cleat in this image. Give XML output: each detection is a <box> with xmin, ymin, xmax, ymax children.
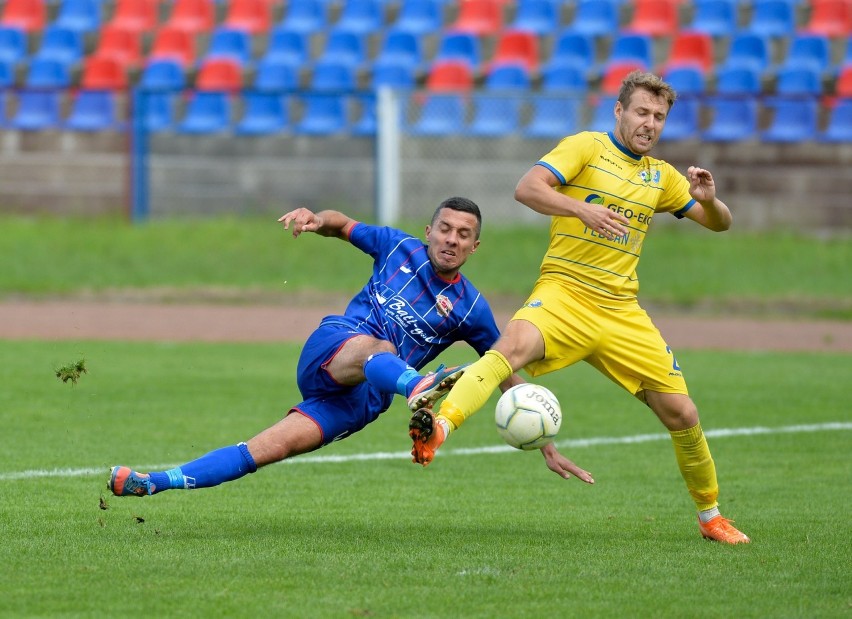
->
<box><xmin>406</xmin><ymin>363</ymin><xmax>469</xmax><ymax>413</ymax></box>
<box><xmin>108</xmin><ymin>466</ymin><xmax>154</xmax><ymax>497</ymax></box>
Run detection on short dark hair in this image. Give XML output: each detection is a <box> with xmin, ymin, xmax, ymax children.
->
<box><xmin>618</xmin><ymin>71</ymin><xmax>677</xmax><ymax>111</ymax></box>
<box><xmin>432</xmin><ymin>197</ymin><xmax>482</xmax><ymax>239</ymax></box>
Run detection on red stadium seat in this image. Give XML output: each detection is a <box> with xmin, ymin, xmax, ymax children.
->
<box><xmin>223</xmin><ymin>0</ymin><xmax>272</xmax><ymax>34</ymax></box>
<box><xmin>149</xmin><ymin>26</ymin><xmax>196</xmax><ymax>67</ymax></box>
<box><xmin>803</xmin><ymin>0</ymin><xmax>852</xmax><ymax>37</ymax></box>
<box><xmin>108</xmin><ymin>0</ymin><xmax>159</xmax><ymax>35</ymax></box>
<box><xmin>426</xmin><ymin>60</ymin><xmax>474</xmax><ymax>91</ymax></box>
<box><xmin>93</xmin><ymin>24</ymin><xmax>143</xmax><ymax>68</ymax></box>
<box><xmin>836</xmin><ymin>65</ymin><xmax>852</xmax><ymax>98</ymax></box>
<box><xmin>195</xmin><ymin>57</ymin><xmax>244</xmax><ymax>91</ymax></box>
<box><xmin>491</xmin><ymin>30</ymin><xmax>539</xmax><ymax>71</ymax></box>
<box><xmin>1</xmin><ymin>0</ymin><xmax>46</xmax><ymax>32</ymax></box>
<box><xmin>165</xmin><ymin>0</ymin><xmax>215</xmax><ymax>35</ymax></box>
<box><xmin>625</xmin><ymin>0</ymin><xmax>679</xmax><ymax>37</ymax></box>
<box><xmin>601</xmin><ymin>61</ymin><xmax>646</xmax><ymax>94</ymax></box>
<box><xmin>80</xmin><ymin>55</ymin><xmax>129</xmax><ymax>89</ymax></box>
<box><xmin>663</xmin><ymin>31</ymin><xmax>714</xmax><ymax>73</ymax></box>
<box><xmin>449</xmin><ymin>0</ymin><xmax>504</xmax><ymax>35</ymax></box>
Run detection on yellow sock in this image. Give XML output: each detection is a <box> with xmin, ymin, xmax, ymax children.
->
<box><xmin>669</xmin><ymin>423</ymin><xmax>719</xmax><ymax>512</ymax></box>
<box><xmin>438</xmin><ymin>350</ymin><xmax>513</xmax><ymax>433</ymax></box>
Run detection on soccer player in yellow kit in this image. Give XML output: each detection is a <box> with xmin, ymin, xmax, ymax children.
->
<box><xmin>409</xmin><ymin>71</ymin><xmax>750</xmax><ymax>544</ymax></box>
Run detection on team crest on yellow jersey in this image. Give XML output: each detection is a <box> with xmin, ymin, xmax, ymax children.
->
<box><xmin>525</xmin><ymin>299</ymin><xmax>543</xmax><ymax>308</ymax></box>
<box><xmin>639</xmin><ymin>169</ymin><xmax>662</xmax><ymax>184</ymax></box>
<box><xmin>436</xmin><ymin>294</ymin><xmax>453</xmax><ymax>317</ymax></box>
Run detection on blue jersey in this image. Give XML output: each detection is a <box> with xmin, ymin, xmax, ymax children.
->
<box><xmin>319</xmin><ymin>222</ymin><xmax>501</xmax><ymax>370</ymax></box>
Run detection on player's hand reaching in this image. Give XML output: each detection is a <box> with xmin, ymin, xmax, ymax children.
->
<box><xmin>687</xmin><ymin>166</ymin><xmax>717</xmax><ymax>203</ymax></box>
<box><xmin>578</xmin><ymin>203</ymin><xmax>630</xmax><ymax>241</ymax></box>
<box><xmin>540</xmin><ymin>443</ymin><xmax>595</xmax><ymax>484</ymax></box>
<box><xmin>278</xmin><ymin>208</ymin><xmax>323</xmax><ymax>238</ymax></box>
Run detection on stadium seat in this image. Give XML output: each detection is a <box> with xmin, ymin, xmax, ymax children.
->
<box><xmin>392</xmin><ymin>0</ymin><xmax>443</xmax><ymax>36</ymax></box>
<box><xmin>204</xmin><ymin>28</ymin><xmax>253</xmax><ymax>65</ymax></box>
<box><xmin>605</xmin><ymin>33</ymin><xmax>653</xmax><ymax>71</ymax></box>
<box><xmin>165</xmin><ymin>0</ymin><xmax>216</xmax><ymax>35</ymax></box>
<box><xmin>53</xmin><ymin>0</ymin><xmax>102</xmax><ymax>35</ymax></box>
<box><xmin>235</xmin><ymin>91</ymin><xmax>288</xmax><ymax>134</ymax></box>
<box><xmin>278</xmin><ymin>0</ymin><xmax>327</xmax><ymax>35</ymax></box>
<box><xmin>836</xmin><ymin>65</ymin><xmax>852</xmax><ymax>97</ymax></box>
<box><xmin>509</xmin><ymin>0</ymin><xmax>560</xmax><ymax>35</ymax></box>
<box><xmin>523</xmin><ymin>94</ymin><xmax>581</xmax><ymax>138</ymax></box>
<box><xmin>624</xmin><ymin>0</ymin><xmax>679</xmax><ymax>37</ymax></box>
<box><xmin>663</xmin><ymin>65</ymin><xmax>706</xmax><ymax>96</ymax></box>
<box><xmin>0</xmin><ymin>25</ymin><xmax>27</xmax><ymax>68</ymax></box>
<box><xmin>9</xmin><ymin>90</ymin><xmax>62</xmax><ymax>130</ymax></box>
<box><xmin>351</xmin><ymin>94</ymin><xmax>376</xmax><ymax>136</ymax></box>
<box><xmin>601</xmin><ymin>61</ymin><xmax>646</xmax><ymax>94</ymax></box>
<box><xmin>775</xmin><ymin>66</ymin><xmax>823</xmax><ymax>95</ymax></box>
<box><xmin>408</xmin><ymin>94</ymin><xmax>467</xmax><ymax>135</ymax></box>
<box><xmin>743</xmin><ymin>0</ymin><xmax>795</xmax><ymax>37</ymax></box>
<box><xmin>108</xmin><ymin>0</ymin><xmax>158</xmax><ymax>35</ymax></box>
<box><xmin>702</xmin><ymin>96</ymin><xmax>758</xmax><ymax>141</ymax></box>
<box><xmin>820</xmin><ymin>98</ymin><xmax>852</xmax><ymax>141</ymax></box>
<box><xmin>139</xmin><ymin>58</ymin><xmax>186</xmax><ymax>90</ymax></box>
<box><xmin>177</xmin><ymin>91</ymin><xmax>232</xmax><ymax>133</ymax></box>
<box><xmin>93</xmin><ymin>24</ymin><xmax>144</xmax><ymax>69</ymax></box>
<box><xmin>718</xmin><ymin>33</ymin><xmax>771</xmax><ymax>74</ymax></box>
<box><xmin>491</xmin><ymin>30</ymin><xmax>539</xmax><ymax>72</ymax></box>
<box><xmin>685</xmin><ymin>0</ymin><xmax>738</xmax><ymax>37</ymax></box>
<box><xmin>715</xmin><ymin>65</ymin><xmax>763</xmax><ymax>94</ymax></box>
<box><xmin>545</xmin><ymin>31</ymin><xmax>596</xmax><ymax>72</ymax></box>
<box><xmin>334</xmin><ymin>0</ymin><xmax>383</xmax><ymax>35</ymax></box>
<box><xmin>195</xmin><ymin>58</ymin><xmax>244</xmax><ymax>91</ymax></box>
<box><xmin>33</xmin><ymin>26</ymin><xmax>84</xmax><ymax>66</ymax></box>
<box><xmin>149</xmin><ymin>26</ymin><xmax>196</xmax><ymax>67</ymax></box>
<box><xmin>567</xmin><ymin>0</ymin><xmax>619</xmax><ymax>38</ymax></box>
<box><xmin>140</xmin><ymin>91</ymin><xmax>175</xmax><ymax>131</ymax></box>
<box><xmin>664</xmin><ymin>32</ymin><xmax>714</xmax><ymax>73</ymax></box>
<box><xmin>659</xmin><ymin>97</ymin><xmax>700</xmax><ymax>141</ymax></box>
<box><xmin>0</xmin><ymin>61</ymin><xmax>13</xmax><ymax>88</ymax></box>
<box><xmin>25</xmin><ymin>57</ymin><xmax>72</xmax><ymax>88</ymax></box>
<box><xmin>803</xmin><ymin>0</ymin><xmax>852</xmax><ymax>37</ymax></box>
<box><xmin>467</xmin><ymin>93</ymin><xmax>522</xmax><ymax>137</ymax></box>
<box><xmin>485</xmin><ymin>62</ymin><xmax>531</xmax><ymax>89</ymax></box>
<box><xmin>434</xmin><ymin>32</ymin><xmax>481</xmax><ymax>69</ymax></box>
<box><xmin>1</xmin><ymin>0</ymin><xmax>46</xmax><ymax>33</ymax></box>
<box><xmin>65</xmin><ymin>90</ymin><xmax>121</xmax><ymax>131</ymax></box>
<box><xmin>223</xmin><ymin>0</ymin><xmax>272</xmax><ymax>35</ymax></box>
<box><xmin>253</xmin><ymin>59</ymin><xmax>299</xmax><ymax>91</ymax></box>
<box><xmin>315</xmin><ymin>29</ymin><xmax>368</xmax><ymax>69</ymax></box>
<box><xmin>294</xmin><ymin>93</ymin><xmax>349</xmax><ymax>135</ymax></box>
<box><xmin>311</xmin><ymin>60</ymin><xmax>357</xmax><ymax>91</ymax></box>
<box><xmin>449</xmin><ymin>0</ymin><xmax>503</xmax><ymax>35</ymax></box>
<box><xmin>263</xmin><ymin>28</ymin><xmax>309</xmax><ymax>67</ymax></box>
<box><xmin>762</xmin><ymin>97</ymin><xmax>818</xmax><ymax>141</ymax></box>
<box><xmin>778</xmin><ymin>34</ymin><xmax>831</xmax><ymax>73</ymax></box>
<box><xmin>587</xmin><ymin>95</ymin><xmax>618</xmax><ymax>132</ymax></box>
<box><xmin>371</xmin><ymin>61</ymin><xmax>417</xmax><ymax>88</ymax></box>
<box><xmin>80</xmin><ymin>55</ymin><xmax>129</xmax><ymax>89</ymax></box>
<box><xmin>374</xmin><ymin>29</ymin><xmax>423</xmax><ymax>71</ymax></box>
<box><xmin>426</xmin><ymin>60</ymin><xmax>474</xmax><ymax>91</ymax></box>
<box><xmin>541</xmin><ymin>63</ymin><xmax>587</xmax><ymax>91</ymax></box>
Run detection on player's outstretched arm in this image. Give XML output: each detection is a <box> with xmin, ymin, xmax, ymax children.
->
<box><xmin>278</xmin><ymin>208</ymin><xmax>356</xmax><ymax>239</ymax></box>
<box><xmin>540</xmin><ymin>443</ymin><xmax>595</xmax><ymax>484</ymax></box>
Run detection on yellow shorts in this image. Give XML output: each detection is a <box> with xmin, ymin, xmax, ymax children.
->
<box><xmin>512</xmin><ymin>277</ymin><xmax>688</xmax><ymax>396</ymax></box>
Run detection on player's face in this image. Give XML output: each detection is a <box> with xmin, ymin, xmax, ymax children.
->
<box><xmin>613</xmin><ymin>88</ymin><xmax>669</xmax><ymax>155</ymax></box>
<box><xmin>425</xmin><ymin>208</ymin><xmax>480</xmax><ymax>278</ymax></box>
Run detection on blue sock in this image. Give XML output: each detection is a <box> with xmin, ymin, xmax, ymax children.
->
<box><xmin>363</xmin><ymin>352</ymin><xmax>420</xmax><ymax>396</ymax></box>
<box><xmin>148</xmin><ymin>443</ymin><xmax>257</xmax><ymax>494</ymax></box>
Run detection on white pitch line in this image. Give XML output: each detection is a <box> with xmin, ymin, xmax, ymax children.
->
<box><xmin>1</xmin><ymin>421</ymin><xmax>850</xmax><ymax>483</ymax></box>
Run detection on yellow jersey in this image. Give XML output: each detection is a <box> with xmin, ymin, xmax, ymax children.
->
<box><xmin>536</xmin><ymin>131</ymin><xmax>695</xmax><ymax>300</ymax></box>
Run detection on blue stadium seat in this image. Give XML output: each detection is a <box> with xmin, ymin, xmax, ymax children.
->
<box><xmin>545</xmin><ymin>31</ymin><xmax>595</xmax><ymax>73</ymax></box>
<box><xmin>743</xmin><ymin>0</ymin><xmax>795</xmax><ymax>37</ymax></box>
<box><xmin>25</xmin><ymin>57</ymin><xmax>72</xmax><ymax>88</ymax></box>
<box><xmin>393</xmin><ymin>0</ymin><xmax>443</xmax><ymax>36</ymax></box>
<box><xmin>718</xmin><ymin>33</ymin><xmax>771</xmax><ymax>74</ymax></box>
<box><xmin>263</xmin><ymin>28</ymin><xmax>308</xmax><ymax>67</ymax></box>
<box><xmin>311</xmin><ymin>61</ymin><xmax>357</xmax><ymax>91</ymax></box>
<box><xmin>686</xmin><ymin>0</ymin><xmax>738</xmax><ymax>37</ymax></box>
<box><xmin>605</xmin><ymin>33</ymin><xmax>653</xmax><ymax>71</ymax></box>
<box><xmin>0</xmin><ymin>25</ymin><xmax>27</xmax><ymax>67</ymax></box>
<box><xmin>53</xmin><ymin>0</ymin><xmax>101</xmax><ymax>35</ymax></box>
<box><xmin>177</xmin><ymin>91</ymin><xmax>232</xmax><ymax>133</ymax></box>
<box><xmin>702</xmin><ymin>96</ymin><xmax>759</xmax><ymax>141</ymax></box>
<box><xmin>278</xmin><ymin>0</ymin><xmax>327</xmax><ymax>35</ymax></box>
<box><xmin>509</xmin><ymin>0</ymin><xmax>560</xmax><ymax>35</ymax></box>
<box><xmin>235</xmin><ymin>92</ymin><xmax>288</xmax><ymax>134</ymax></box>
<box><xmin>485</xmin><ymin>63</ymin><xmax>531</xmax><ymax>89</ymax></box>
<box><xmin>253</xmin><ymin>59</ymin><xmax>299</xmax><ymax>92</ymax></box>
<box><xmin>10</xmin><ymin>90</ymin><xmax>62</xmax><ymax>130</ymax></box>
<box><xmin>523</xmin><ymin>94</ymin><xmax>581</xmax><ymax>138</ymax></box>
<box><xmin>778</xmin><ymin>34</ymin><xmax>831</xmax><ymax>74</ymax></box>
<box><xmin>374</xmin><ymin>29</ymin><xmax>423</xmax><ymax>71</ymax></box>
<box><xmin>664</xmin><ymin>65</ymin><xmax>706</xmax><ymax>96</ymax></box>
<box><xmin>762</xmin><ymin>97</ymin><xmax>818</xmax><ymax>142</ymax></box>
<box><xmin>139</xmin><ymin>58</ymin><xmax>186</xmax><ymax>90</ymax></box>
<box><xmin>566</xmin><ymin>0</ymin><xmax>619</xmax><ymax>38</ymax></box>
<box><xmin>141</xmin><ymin>91</ymin><xmax>175</xmax><ymax>132</ymax></box>
<box><xmin>315</xmin><ymin>29</ymin><xmax>368</xmax><ymax>69</ymax></box>
<box><xmin>467</xmin><ymin>93</ymin><xmax>522</xmax><ymax>137</ymax></box>
<box><xmin>351</xmin><ymin>94</ymin><xmax>376</xmax><ymax>136</ymax></box>
<box><xmin>660</xmin><ymin>97</ymin><xmax>700</xmax><ymax>141</ymax></box>
<box><xmin>371</xmin><ymin>61</ymin><xmax>417</xmax><ymax>88</ymax></box>
<box><xmin>587</xmin><ymin>95</ymin><xmax>617</xmax><ymax>132</ymax></box>
<box><xmin>715</xmin><ymin>65</ymin><xmax>763</xmax><ymax>95</ymax></box>
<box><xmin>820</xmin><ymin>98</ymin><xmax>852</xmax><ymax>142</ymax></box>
<box><xmin>775</xmin><ymin>66</ymin><xmax>823</xmax><ymax>96</ymax></box>
<box><xmin>294</xmin><ymin>93</ymin><xmax>349</xmax><ymax>134</ymax></box>
<box><xmin>204</xmin><ymin>27</ymin><xmax>253</xmax><ymax>65</ymax></box>
<box><xmin>65</xmin><ymin>90</ymin><xmax>121</xmax><ymax>131</ymax></box>
<box><xmin>408</xmin><ymin>94</ymin><xmax>466</xmax><ymax>136</ymax></box>
<box><xmin>334</xmin><ymin>0</ymin><xmax>383</xmax><ymax>35</ymax></box>
<box><xmin>0</xmin><ymin>60</ymin><xmax>13</xmax><ymax>88</ymax></box>
<box><xmin>541</xmin><ymin>63</ymin><xmax>588</xmax><ymax>91</ymax></box>
<box><xmin>33</xmin><ymin>25</ymin><xmax>84</xmax><ymax>66</ymax></box>
<box><xmin>434</xmin><ymin>31</ymin><xmax>481</xmax><ymax>68</ymax></box>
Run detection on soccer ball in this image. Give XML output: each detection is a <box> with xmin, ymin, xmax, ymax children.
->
<box><xmin>495</xmin><ymin>383</ymin><xmax>562</xmax><ymax>450</ymax></box>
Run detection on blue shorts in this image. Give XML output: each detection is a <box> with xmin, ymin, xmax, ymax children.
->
<box><xmin>291</xmin><ymin>323</ymin><xmax>394</xmax><ymax>445</ymax></box>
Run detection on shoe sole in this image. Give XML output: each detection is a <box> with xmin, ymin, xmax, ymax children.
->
<box><xmin>409</xmin><ymin>408</ymin><xmax>435</xmax><ymax>441</ymax></box>
<box><xmin>407</xmin><ymin>368</ymin><xmax>466</xmax><ymax>412</ymax></box>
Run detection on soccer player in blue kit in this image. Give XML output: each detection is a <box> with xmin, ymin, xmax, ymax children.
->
<box><xmin>109</xmin><ymin>197</ymin><xmax>590</xmax><ymax>497</ymax></box>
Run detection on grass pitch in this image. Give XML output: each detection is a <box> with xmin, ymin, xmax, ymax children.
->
<box><xmin>0</xmin><ymin>341</ymin><xmax>849</xmax><ymax>618</ymax></box>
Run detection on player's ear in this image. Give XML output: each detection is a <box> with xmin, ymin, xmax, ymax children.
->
<box><xmin>471</xmin><ymin>239</ymin><xmax>480</xmax><ymax>252</ymax></box>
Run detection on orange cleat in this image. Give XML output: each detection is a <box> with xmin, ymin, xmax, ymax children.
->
<box><xmin>409</xmin><ymin>408</ymin><xmax>446</xmax><ymax>466</ymax></box>
<box><xmin>698</xmin><ymin>515</ymin><xmax>751</xmax><ymax>544</ymax></box>
<box><xmin>406</xmin><ymin>364</ymin><xmax>468</xmax><ymax>413</ymax></box>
